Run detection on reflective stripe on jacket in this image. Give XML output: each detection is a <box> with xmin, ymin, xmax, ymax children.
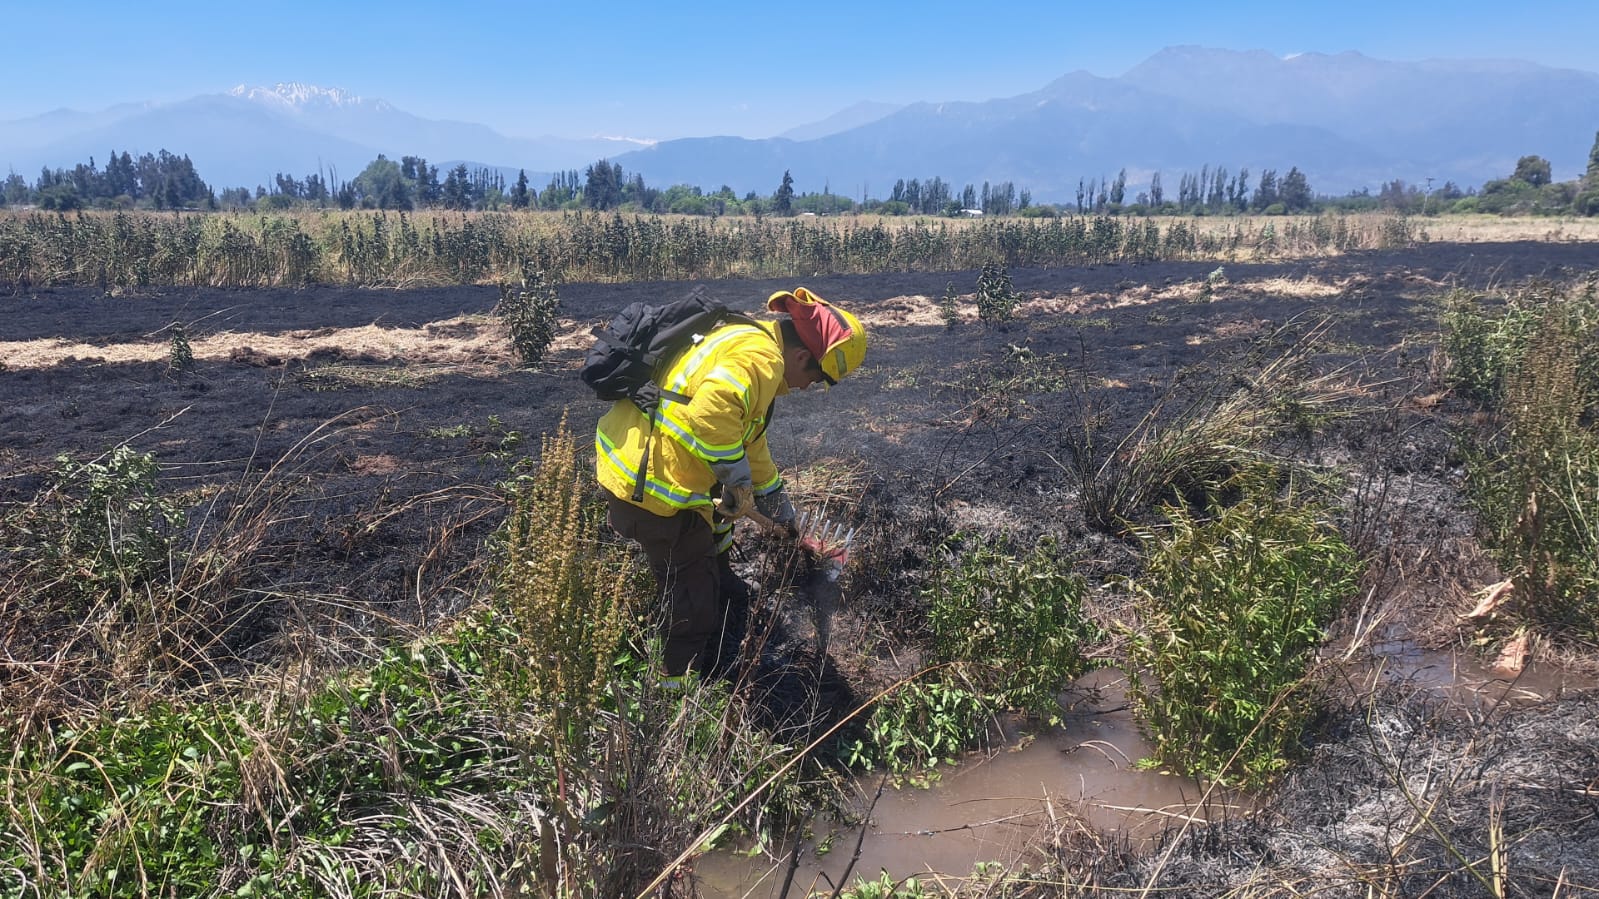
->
<box><xmin>596</xmin><ymin>319</ymin><xmax>789</xmax><ymax>521</ymax></box>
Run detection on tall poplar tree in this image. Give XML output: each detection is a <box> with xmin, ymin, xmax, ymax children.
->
<box><xmin>511</xmin><ymin>169</ymin><xmax>530</xmax><ymax>209</ymax></box>
<box><xmin>774</xmin><ymin>170</ymin><xmax>795</xmax><ymax>215</ymax></box>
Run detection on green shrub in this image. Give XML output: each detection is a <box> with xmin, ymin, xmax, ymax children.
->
<box><xmin>496</xmin><ymin>264</ymin><xmax>562</xmax><ymax>367</ymax></box>
<box><xmin>6</xmin><ymin>446</ymin><xmax>186</xmax><ymax>606</ymax></box>
<box><xmin>846</xmin><ymin>535</ymin><xmax>1100</xmax><ymax>773</ymax></box>
<box><xmin>167</xmin><ymin>323</ymin><xmax>194</xmax><ymax>376</ymax></box>
<box><xmin>975</xmin><ymin>260</ymin><xmax>1016</xmax><ymax>328</ymax></box>
<box><xmin>927</xmin><ymin>535</ymin><xmax>1099</xmax><ymax>719</ymax></box>
<box><xmin>1574</xmin><ymin>189</ymin><xmax>1599</xmax><ymax>217</ymax></box>
<box><xmin>1124</xmin><ymin>490</ymin><xmax>1359</xmax><ymax>786</ymax></box>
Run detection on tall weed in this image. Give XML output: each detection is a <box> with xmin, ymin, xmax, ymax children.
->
<box><xmin>1453</xmin><ymin>276</ymin><xmax>1599</xmax><ymax>634</ymax></box>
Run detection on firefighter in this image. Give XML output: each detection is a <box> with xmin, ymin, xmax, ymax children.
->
<box><xmin>596</xmin><ymin>288</ymin><xmax>867</xmax><ymax>685</ymax></box>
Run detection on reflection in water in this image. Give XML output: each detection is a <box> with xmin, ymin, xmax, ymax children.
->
<box><xmin>695</xmin><ymin>670</ymin><xmax>1244</xmax><ymax>898</ymax></box>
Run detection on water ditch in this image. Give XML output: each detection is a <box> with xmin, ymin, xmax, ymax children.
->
<box><xmin>695</xmin><ymin>669</ymin><xmax>1237</xmax><ymax>896</ymax></box>
<box><xmin>695</xmin><ymin>650</ymin><xmax>1595</xmax><ymax>897</ymax></box>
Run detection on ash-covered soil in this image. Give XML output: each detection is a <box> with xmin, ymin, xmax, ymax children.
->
<box><xmin>4</xmin><ymin>239</ymin><xmax>1597</xmax><ymax>893</ymax></box>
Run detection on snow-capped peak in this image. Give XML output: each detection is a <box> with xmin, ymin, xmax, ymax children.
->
<box><xmin>228</xmin><ymin>82</ymin><xmax>391</xmax><ymax>112</ymax></box>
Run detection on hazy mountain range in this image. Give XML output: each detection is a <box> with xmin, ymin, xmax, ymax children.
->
<box><xmin>5</xmin><ymin>47</ymin><xmax>1598</xmax><ymax>203</ymax></box>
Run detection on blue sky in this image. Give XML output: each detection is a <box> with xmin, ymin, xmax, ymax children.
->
<box><xmin>5</xmin><ymin>0</ymin><xmax>1597</xmax><ymax>140</ymax></box>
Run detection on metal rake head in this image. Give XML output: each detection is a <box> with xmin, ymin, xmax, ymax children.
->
<box><xmin>795</xmin><ymin>507</ymin><xmax>856</xmax><ymax>566</ymax></box>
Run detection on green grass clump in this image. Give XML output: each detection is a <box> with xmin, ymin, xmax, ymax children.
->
<box><xmin>1067</xmin><ymin>320</ymin><xmax>1358</xmax><ymax>536</ymax></box>
<box><xmin>1124</xmin><ymin>489</ymin><xmax>1360</xmax><ymax>787</ymax></box>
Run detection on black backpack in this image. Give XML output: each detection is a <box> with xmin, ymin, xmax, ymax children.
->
<box><xmin>581</xmin><ymin>289</ymin><xmax>761</xmax><ymax>501</ymax></box>
<box><xmin>580</xmin><ymin>289</ymin><xmax>759</xmax><ymax>415</ymax></box>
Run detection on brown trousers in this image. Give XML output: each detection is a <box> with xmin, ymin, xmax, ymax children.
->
<box><xmin>606</xmin><ymin>496</ymin><xmax>723</xmax><ymax>676</ymax></box>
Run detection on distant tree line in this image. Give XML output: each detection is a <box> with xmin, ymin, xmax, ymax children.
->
<box><xmin>6</xmin><ymin>131</ymin><xmax>1597</xmax><ymax>218</ymax></box>
<box><xmin>3</xmin><ymin>150</ymin><xmax>214</xmax><ymax>210</ymax></box>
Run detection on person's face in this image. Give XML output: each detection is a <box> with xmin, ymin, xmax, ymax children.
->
<box><xmin>784</xmin><ymin>345</ymin><xmax>828</xmax><ymax>390</ymax></box>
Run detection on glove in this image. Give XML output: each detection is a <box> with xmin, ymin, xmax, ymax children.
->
<box><xmin>710</xmin><ymin>457</ymin><xmax>755</xmax><ymax>520</ymax></box>
<box><xmin>716</xmin><ymin>484</ymin><xmax>755</xmax><ymax>519</ymax></box>
<box><xmin>755</xmin><ymin>489</ymin><xmax>797</xmax><ymax>534</ymax></box>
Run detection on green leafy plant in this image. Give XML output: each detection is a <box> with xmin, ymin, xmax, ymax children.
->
<box><xmin>480</xmin><ymin>413</ymin><xmax>524</xmax><ymax>462</ymax></box>
<box><xmin>1123</xmin><ymin>488</ymin><xmax>1360</xmax><ymax>786</ymax></box>
<box><xmin>8</xmin><ymin>445</ymin><xmax>186</xmax><ymax>606</ymax></box>
<box><xmin>497</xmin><ymin>264</ymin><xmax>562</xmax><ymax>367</ymax></box>
<box><xmin>845</xmin><ymin>536</ymin><xmax>1099</xmax><ymax>773</ymax></box>
<box><xmin>927</xmin><ymin>535</ymin><xmax>1099</xmax><ymax>720</ymax></box>
<box><xmin>167</xmin><ymin>322</ymin><xmax>194</xmax><ymax>376</ymax></box>
<box><xmin>843</xmin><ymin>679</ymin><xmax>988</xmax><ymax>773</ymax></box>
<box><xmin>939</xmin><ymin>279</ymin><xmax>960</xmax><ymax>330</ymax></box>
<box><xmin>975</xmin><ymin>260</ymin><xmax>1016</xmax><ymax>328</ymax></box>
<box><xmin>2</xmin><ymin>628</ymin><xmax>527</xmax><ymax>899</ymax></box>
<box><xmin>836</xmin><ymin>870</ymin><xmax>930</xmax><ymax>898</ymax></box>
<box><xmin>7</xmin><ymin>704</ymin><xmax>243</xmax><ymax>898</ymax></box>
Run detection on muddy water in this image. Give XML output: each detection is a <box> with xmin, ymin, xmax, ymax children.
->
<box><xmin>1363</xmin><ymin>638</ymin><xmax>1596</xmax><ymax>706</ymax></box>
<box><xmin>694</xmin><ymin>669</ymin><xmax>1239</xmax><ymax>897</ymax></box>
<box><xmin>694</xmin><ymin>647</ymin><xmax>1596</xmax><ymax>898</ymax></box>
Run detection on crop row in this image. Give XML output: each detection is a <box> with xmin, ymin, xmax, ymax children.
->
<box><xmin>0</xmin><ymin>209</ymin><xmax>1398</xmax><ymax>291</ymax></box>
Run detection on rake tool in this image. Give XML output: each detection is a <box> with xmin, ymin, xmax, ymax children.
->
<box><xmin>738</xmin><ymin>505</ymin><xmax>857</xmax><ymax>659</ymax></box>
<box><xmin>795</xmin><ymin>507</ymin><xmax>856</xmax><ymax>572</ymax></box>
<box><xmin>740</xmin><ymin>505</ymin><xmax>856</xmax><ymax>658</ymax></box>
<box><xmin>794</xmin><ymin>507</ymin><xmax>856</xmax><ymax>660</ymax></box>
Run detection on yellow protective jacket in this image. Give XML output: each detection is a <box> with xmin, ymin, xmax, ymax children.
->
<box><xmin>596</xmin><ymin>319</ymin><xmax>789</xmax><ymax>522</ymax></box>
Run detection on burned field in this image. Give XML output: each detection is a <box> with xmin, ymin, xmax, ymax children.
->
<box><xmin>3</xmin><ymin>237</ymin><xmax>1597</xmax><ymax>896</ymax></box>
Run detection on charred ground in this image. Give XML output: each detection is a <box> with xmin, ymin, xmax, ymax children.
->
<box><xmin>3</xmin><ymin>238</ymin><xmax>1597</xmax><ymax>894</ymax></box>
